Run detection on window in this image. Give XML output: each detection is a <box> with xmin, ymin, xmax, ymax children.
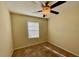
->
<box><xmin>27</xmin><ymin>22</ymin><xmax>39</xmax><ymax>38</ymax></box>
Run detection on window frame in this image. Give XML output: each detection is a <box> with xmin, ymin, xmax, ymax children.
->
<box><xmin>27</xmin><ymin>21</ymin><xmax>40</xmax><ymax>39</ymax></box>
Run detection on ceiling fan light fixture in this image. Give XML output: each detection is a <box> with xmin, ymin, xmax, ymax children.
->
<box><xmin>35</xmin><ymin>1</ymin><xmax>66</xmax><ymax>17</ymax></box>
<box><xmin>42</xmin><ymin>6</ymin><xmax>51</xmax><ymax>17</ymax></box>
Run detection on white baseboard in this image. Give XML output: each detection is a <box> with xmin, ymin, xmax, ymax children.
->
<box><xmin>48</xmin><ymin>41</ymin><xmax>78</xmax><ymax>56</ymax></box>
<box><xmin>14</xmin><ymin>41</ymin><xmax>47</xmax><ymax>50</ymax></box>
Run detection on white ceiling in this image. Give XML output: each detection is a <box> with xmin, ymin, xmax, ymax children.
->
<box><xmin>3</xmin><ymin>1</ymin><xmax>79</xmax><ymax>18</ymax></box>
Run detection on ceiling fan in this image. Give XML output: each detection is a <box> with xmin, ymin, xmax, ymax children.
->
<box><xmin>36</xmin><ymin>1</ymin><xmax>66</xmax><ymax>17</ymax></box>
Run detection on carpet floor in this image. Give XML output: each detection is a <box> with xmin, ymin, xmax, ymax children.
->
<box><xmin>12</xmin><ymin>42</ymin><xmax>76</xmax><ymax>57</ymax></box>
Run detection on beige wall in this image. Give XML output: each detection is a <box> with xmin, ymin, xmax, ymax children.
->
<box><xmin>0</xmin><ymin>3</ymin><xmax>13</xmax><ymax>56</ymax></box>
<box><xmin>11</xmin><ymin>13</ymin><xmax>48</xmax><ymax>49</ymax></box>
<box><xmin>48</xmin><ymin>2</ymin><xmax>79</xmax><ymax>56</ymax></box>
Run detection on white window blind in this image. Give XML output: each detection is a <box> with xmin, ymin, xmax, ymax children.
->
<box><xmin>27</xmin><ymin>22</ymin><xmax>39</xmax><ymax>38</ymax></box>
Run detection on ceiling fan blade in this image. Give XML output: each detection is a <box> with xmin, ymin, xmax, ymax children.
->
<box><xmin>40</xmin><ymin>2</ymin><xmax>44</xmax><ymax>7</ymax></box>
<box><xmin>50</xmin><ymin>1</ymin><xmax>66</xmax><ymax>9</ymax></box>
<box><xmin>36</xmin><ymin>10</ymin><xmax>42</xmax><ymax>12</ymax></box>
<box><xmin>37</xmin><ymin>10</ymin><xmax>42</xmax><ymax>12</ymax></box>
<box><xmin>34</xmin><ymin>10</ymin><xmax>42</xmax><ymax>13</ymax></box>
<box><xmin>51</xmin><ymin>10</ymin><xmax>59</xmax><ymax>14</ymax></box>
<box><xmin>45</xmin><ymin>1</ymin><xmax>49</xmax><ymax>6</ymax></box>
